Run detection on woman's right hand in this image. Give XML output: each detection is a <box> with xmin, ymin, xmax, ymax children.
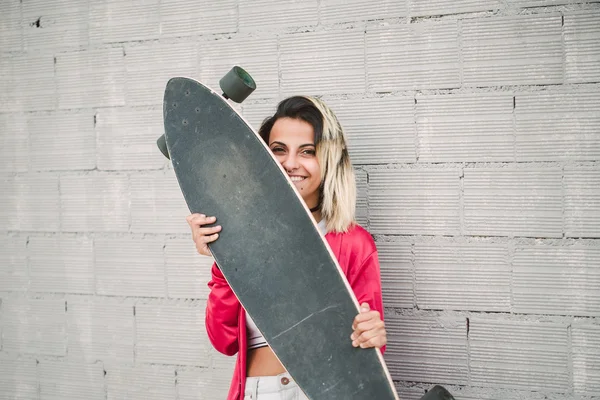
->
<box><xmin>186</xmin><ymin>213</ymin><xmax>222</xmax><ymax>257</ymax></box>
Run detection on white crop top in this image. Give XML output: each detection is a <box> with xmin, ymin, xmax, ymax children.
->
<box><xmin>246</xmin><ymin>218</ymin><xmax>328</xmax><ymax>350</ymax></box>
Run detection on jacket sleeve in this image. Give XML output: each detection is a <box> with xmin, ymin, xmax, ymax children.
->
<box><xmin>205</xmin><ymin>262</ymin><xmax>241</xmax><ymax>356</ymax></box>
<box><xmin>347</xmin><ymin>250</ymin><xmax>386</xmax><ymax>354</ymax></box>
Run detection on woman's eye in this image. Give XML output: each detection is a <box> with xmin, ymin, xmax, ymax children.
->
<box><xmin>271</xmin><ymin>147</ymin><xmax>285</xmax><ymax>153</ymax></box>
<box><xmin>302</xmin><ymin>149</ymin><xmax>316</xmax><ymax>156</ymax></box>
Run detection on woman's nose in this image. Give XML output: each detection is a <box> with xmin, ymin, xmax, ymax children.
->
<box><xmin>281</xmin><ymin>153</ymin><xmax>300</xmax><ymax>171</ymax></box>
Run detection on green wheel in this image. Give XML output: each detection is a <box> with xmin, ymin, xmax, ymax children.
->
<box><xmin>157</xmin><ymin>134</ymin><xmax>170</xmax><ymax>159</ymax></box>
<box><xmin>219</xmin><ymin>66</ymin><xmax>256</xmax><ymax>103</ymax></box>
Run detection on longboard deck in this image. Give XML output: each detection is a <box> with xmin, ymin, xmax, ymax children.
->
<box><xmin>163</xmin><ymin>77</ymin><xmax>399</xmax><ymax>400</ymax></box>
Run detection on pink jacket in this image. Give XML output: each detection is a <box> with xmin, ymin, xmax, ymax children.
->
<box><xmin>205</xmin><ymin>224</ymin><xmax>385</xmax><ymax>400</ymax></box>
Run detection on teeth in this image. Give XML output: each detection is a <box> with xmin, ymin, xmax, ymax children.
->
<box><xmin>290</xmin><ymin>176</ymin><xmax>305</xmax><ymax>182</ymax></box>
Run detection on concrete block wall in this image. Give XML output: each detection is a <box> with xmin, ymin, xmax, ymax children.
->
<box><xmin>1</xmin><ymin>1</ymin><xmax>599</xmax><ymax>399</ymax></box>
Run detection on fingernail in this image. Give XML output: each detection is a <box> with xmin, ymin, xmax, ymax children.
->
<box><xmin>352</xmin><ymin>341</ymin><xmax>358</xmax><ymax>347</ymax></box>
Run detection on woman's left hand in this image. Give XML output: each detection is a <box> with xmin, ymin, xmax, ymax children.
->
<box><xmin>350</xmin><ymin>302</ymin><xmax>387</xmax><ymax>349</ymax></box>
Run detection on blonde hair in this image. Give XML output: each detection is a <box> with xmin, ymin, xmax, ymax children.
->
<box><xmin>305</xmin><ymin>97</ymin><xmax>356</xmax><ymax>233</ymax></box>
<box><xmin>258</xmin><ymin>96</ymin><xmax>356</xmax><ymax>233</ymax></box>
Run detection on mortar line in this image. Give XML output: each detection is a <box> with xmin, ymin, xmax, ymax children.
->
<box><xmin>561</xmin><ymin>164</ymin><xmax>566</xmax><ymax>239</ymax></box>
<box><xmin>132</xmin><ymin>304</ymin><xmax>137</xmax><ymax>366</ymax></box>
<box><xmin>410</xmin><ymin>240</ymin><xmax>417</xmax><ymax>310</ymax></box>
<box><xmin>567</xmin><ymin>322</ymin><xmax>574</xmax><ymax>396</ymax></box>
<box><xmin>459</xmin><ymin>165</ymin><xmax>465</xmax><ymax>237</ymax></box>
<box><xmin>457</xmin><ymin>15</ymin><xmax>464</xmax><ymax>88</ymax></box>
<box><xmin>508</xmin><ymin>239</ymin><xmax>515</xmax><ymax>316</ymax></box>
<box><xmin>466</xmin><ymin>312</ymin><xmax>471</xmax><ymax>386</ymax></box>
<box><xmin>163</xmin><ymin>236</ymin><xmax>169</xmax><ymax>298</ymax></box>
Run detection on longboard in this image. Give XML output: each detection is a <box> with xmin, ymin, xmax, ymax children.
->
<box><xmin>161</xmin><ymin>73</ymin><xmax>399</xmax><ymax>399</ymax></box>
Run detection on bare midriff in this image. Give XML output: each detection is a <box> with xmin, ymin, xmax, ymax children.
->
<box><xmin>246</xmin><ymin>346</ymin><xmax>286</xmax><ymax>376</ymax></box>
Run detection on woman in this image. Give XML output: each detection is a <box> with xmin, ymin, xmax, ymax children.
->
<box><xmin>186</xmin><ymin>96</ymin><xmax>387</xmax><ymax>400</ymax></box>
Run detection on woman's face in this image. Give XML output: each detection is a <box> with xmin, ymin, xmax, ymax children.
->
<box><xmin>268</xmin><ymin>117</ymin><xmax>322</xmax><ymax>209</ymax></box>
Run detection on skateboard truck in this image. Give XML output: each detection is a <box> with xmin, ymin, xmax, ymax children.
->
<box><xmin>157</xmin><ymin>66</ymin><xmax>257</xmax><ymax>159</ymax></box>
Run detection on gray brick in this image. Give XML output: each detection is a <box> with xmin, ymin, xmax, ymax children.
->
<box><xmin>417</xmin><ymin>93</ymin><xmax>514</xmax><ymax>162</ymax></box>
<box><xmin>96</xmin><ymin>107</ymin><xmax>166</xmax><ymax>170</ymax></box>
<box><xmin>369</xmin><ymin>169</ymin><xmax>461</xmax><ymax>235</ymax></box>
<box><xmin>130</xmin><ymin>171</ymin><xmax>189</xmax><ymax>234</ymax></box>
<box><xmin>56</xmin><ymin>48</ymin><xmax>126</xmax><ymax>109</ymax></box>
<box><xmin>425</xmin><ymin>387</ymin><xmax>554</xmax><ymax>400</ymax></box>
<box><xmin>376</xmin><ymin>241</ymin><xmax>413</xmax><ymax>308</ymax></box>
<box><xmin>239</xmin><ymin>0</ymin><xmax>318</xmax><ymax>32</ymax></box>
<box><xmin>572</xmin><ymin>323</ymin><xmax>600</xmax><ymax>396</ymax></box>
<box><xmin>462</xmin><ymin>15</ymin><xmax>563</xmax><ymax>86</ymax></box>
<box><xmin>565</xmin><ymin>11</ymin><xmax>600</xmax><ymax>84</ymax></box>
<box><xmin>0</xmin><ymin>54</ymin><xmax>56</xmax><ymax>112</ymax></box>
<box><xmin>396</xmin><ymin>387</ymin><xmax>426</xmax><ymax>400</ymax></box>
<box><xmin>385</xmin><ymin>313</ymin><xmax>468</xmax><ymax>384</ymax></box>
<box><xmin>29</xmin><ymin>236</ymin><xmax>94</xmax><ymax>294</ymax></box>
<box><xmin>508</xmin><ymin>0</ymin><xmax>589</xmax><ymax>5</ymax></box>
<box><xmin>124</xmin><ymin>42</ymin><xmax>198</xmax><ymax>106</ymax></box>
<box><xmin>415</xmin><ymin>240</ymin><xmax>510</xmax><ymax>312</ymax></box>
<box><xmin>241</xmin><ymin>101</ymin><xmax>276</xmax><ymax>131</ymax></box>
<box><xmin>0</xmin><ymin>174</ymin><xmax>60</xmax><ymax>232</ymax></box>
<box><xmin>565</xmin><ymin>166</ymin><xmax>600</xmax><ymax>238</ymax></box>
<box><xmin>2</xmin><ymin>298</ymin><xmax>66</xmax><ymax>356</ymax></box>
<box><xmin>136</xmin><ymin>304</ymin><xmax>210</xmax><ymax>366</ymax></box>
<box><xmin>515</xmin><ymin>90</ymin><xmax>600</xmax><ymax>162</ymax></box>
<box><xmin>280</xmin><ymin>30</ymin><xmax>365</xmax><ymax>95</ymax></box>
<box><xmin>23</xmin><ymin>0</ymin><xmax>88</xmax><ymax>51</ymax></box>
<box><xmin>0</xmin><ymin>1</ymin><xmax>22</xmax><ymax>52</ymax></box>
<box><xmin>160</xmin><ymin>0</ymin><xmax>237</xmax><ymax>37</ymax></box>
<box><xmin>198</xmin><ymin>37</ymin><xmax>279</xmax><ymax>99</ymax></box>
<box><xmin>177</xmin><ymin>366</ymin><xmax>234</xmax><ymax>400</ymax></box>
<box><xmin>165</xmin><ymin>238</ymin><xmax>212</xmax><ymax>299</ymax></box>
<box><xmin>470</xmin><ymin>317</ymin><xmax>569</xmax><ymax>391</ymax></box>
<box><xmin>89</xmin><ymin>0</ymin><xmax>160</xmax><ymax>44</ymax></box>
<box><xmin>463</xmin><ymin>167</ymin><xmax>563</xmax><ymax>237</ymax></box>
<box><xmin>29</xmin><ymin>111</ymin><xmax>96</xmax><ymax>171</ymax></box>
<box><xmin>513</xmin><ymin>245</ymin><xmax>600</xmax><ymax>316</ymax></box>
<box><xmin>0</xmin><ymin>235</ymin><xmax>28</xmax><ymax>292</ymax></box>
<box><xmin>60</xmin><ymin>173</ymin><xmax>129</xmax><ymax>232</ymax></box>
<box><xmin>356</xmin><ymin>170</ymin><xmax>368</xmax><ymax>226</ymax></box>
<box><xmin>409</xmin><ymin>0</ymin><xmax>501</xmax><ymax>16</ymax></box>
<box><xmin>320</xmin><ymin>0</ymin><xmax>407</xmax><ymax>24</ymax></box>
<box><xmin>0</xmin><ymin>113</ymin><xmax>28</xmax><ymax>173</ymax></box>
<box><xmin>67</xmin><ymin>299</ymin><xmax>134</xmax><ymax>364</ymax></box>
<box><xmin>326</xmin><ymin>96</ymin><xmax>416</xmax><ymax>164</ymax></box>
<box><xmin>95</xmin><ymin>236</ymin><xmax>165</xmax><ymax>297</ymax></box>
<box><xmin>0</xmin><ymin>356</ymin><xmax>38</xmax><ymax>399</ymax></box>
<box><xmin>106</xmin><ymin>365</ymin><xmax>176</xmax><ymax>400</ymax></box>
<box><xmin>39</xmin><ymin>360</ymin><xmax>104</xmax><ymax>400</ymax></box>
<box><xmin>210</xmin><ymin>348</ymin><xmax>237</xmax><ymax>371</ymax></box>
<box><xmin>367</xmin><ymin>23</ymin><xmax>460</xmax><ymax>91</ymax></box>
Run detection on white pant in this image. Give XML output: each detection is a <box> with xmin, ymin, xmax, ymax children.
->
<box><xmin>244</xmin><ymin>372</ymin><xmax>309</xmax><ymax>400</ymax></box>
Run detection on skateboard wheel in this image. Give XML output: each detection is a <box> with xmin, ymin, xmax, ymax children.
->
<box><xmin>219</xmin><ymin>66</ymin><xmax>256</xmax><ymax>103</ymax></box>
<box><xmin>157</xmin><ymin>134</ymin><xmax>170</xmax><ymax>159</ymax></box>
<box><xmin>419</xmin><ymin>385</ymin><xmax>455</xmax><ymax>400</ymax></box>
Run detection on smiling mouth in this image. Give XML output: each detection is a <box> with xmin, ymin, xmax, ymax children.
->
<box><xmin>289</xmin><ymin>176</ymin><xmax>307</xmax><ymax>182</ymax></box>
